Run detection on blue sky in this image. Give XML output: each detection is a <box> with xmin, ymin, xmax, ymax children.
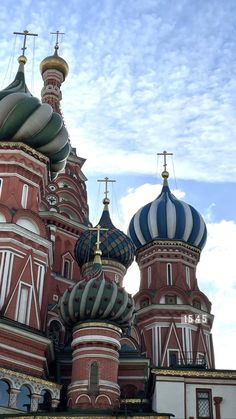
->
<box><xmin>0</xmin><ymin>0</ymin><xmax>236</xmax><ymax>369</ymax></box>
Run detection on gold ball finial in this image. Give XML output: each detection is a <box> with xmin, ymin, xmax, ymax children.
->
<box><xmin>18</xmin><ymin>55</ymin><xmax>27</xmax><ymax>65</ymax></box>
<box><xmin>161</xmin><ymin>170</ymin><xmax>169</xmax><ymax>179</ymax></box>
<box><xmin>103</xmin><ymin>197</ymin><xmax>110</xmax><ymax>205</ymax></box>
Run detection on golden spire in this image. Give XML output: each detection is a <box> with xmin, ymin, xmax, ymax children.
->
<box><xmin>13</xmin><ymin>29</ymin><xmax>38</xmax><ymax>64</ymax></box>
<box><xmin>97</xmin><ymin>176</ymin><xmax>116</xmax><ymax>205</ymax></box>
<box><xmin>157</xmin><ymin>150</ymin><xmax>173</xmax><ymax>180</ymax></box>
<box><xmin>89</xmin><ymin>224</ymin><xmax>108</xmax><ymax>265</ymax></box>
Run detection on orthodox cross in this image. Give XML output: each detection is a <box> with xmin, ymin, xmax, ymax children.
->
<box><xmin>97</xmin><ymin>177</ymin><xmax>116</xmax><ymax>200</ymax></box>
<box><xmin>13</xmin><ymin>30</ymin><xmax>38</xmax><ymax>56</ymax></box>
<box><xmin>50</xmin><ymin>30</ymin><xmax>65</xmax><ymax>49</ymax></box>
<box><xmin>89</xmin><ymin>224</ymin><xmax>108</xmax><ymax>253</ymax></box>
<box><xmin>157</xmin><ymin>150</ymin><xmax>173</xmax><ymax>171</ymax></box>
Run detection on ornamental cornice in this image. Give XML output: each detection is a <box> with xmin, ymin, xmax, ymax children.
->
<box><xmin>152</xmin><ymin>368</ymin><xmax>236</xmax><ymax>379</ymax></box>
<box><xmin>0</xmin><ymin>142</ymin><xmax>48</xmax><ymax>164</ymax></box>
<box><xmin>136</xmin><ymin>240</ymin><xmax>200</xmax><ymax>258</ymax></box>
<box><xmin>0</xmin><ymin>367</ymin><xmax>61</xmax><ymax>389</ymax></box>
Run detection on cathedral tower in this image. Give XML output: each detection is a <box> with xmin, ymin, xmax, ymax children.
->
<box><xmin>128</xmin><ymin>154</ymin><xmax>215</xmax><ymax>369</ymax></box>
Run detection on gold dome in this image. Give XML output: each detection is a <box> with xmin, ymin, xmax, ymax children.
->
<box><xmin>40</xmin><ymin>51</ymin><xmax>69</xmax><ymax>80</ymax></box>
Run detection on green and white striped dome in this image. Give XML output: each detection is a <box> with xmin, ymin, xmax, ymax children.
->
<box><xmin>0</xmin><ymin>57</ymin><xmax>70</xmax><ymax>178</ymax></box>
<box><xmin>59</xmin><ymin>265</ymin><xmax>135</xmax><ymax>328</ymax></box>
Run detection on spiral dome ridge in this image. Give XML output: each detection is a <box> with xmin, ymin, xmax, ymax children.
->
<box><xmin>75</xmin><ymin>203</ymin><xmax>135</xmax><ymax>269</ymax></box>
<box><xmin>59</xmin><ymin>265</ymin><xmax>134</xmax><ymax>328</ymax></box>
<box><xmin>128</xmin><ymin>179</ymin><xmax>207</xmax><ymax>251</ymax></box>
<box><xmin>0</xmin><ymin>60</ymin><xmax>70</xmax><ymax>178</ymax></box>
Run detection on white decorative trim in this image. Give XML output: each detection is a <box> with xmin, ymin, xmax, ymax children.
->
<box><xmin>0</xmin><ymin>343</ymin><xmax>46</xmax><ymax>361</ymax></box>
<box><xmin>73</xmin><ymin>353</ymin><xmax>118</xmax><ymax>362</ymax></box>
<box><xmin>72</xmin><ymin>335</ymin><xmax>121</xmax><ymax>350</ymax></box>
<box><xmin>0</xmin><ymin>355</ymin><xmax>43</xmax><ymax>372</ymax></box>
<box><xmin>73</xmin><ymin>346</ymin><xmax>117</xmax><ymax>354</ymax></box>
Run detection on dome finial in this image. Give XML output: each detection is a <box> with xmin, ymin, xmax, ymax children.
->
<box><xmin>157</xmin><ymin>150</ymin><xmax>173</xmax><ymax>183</ymax></box>
<box><xmin>50</xmin><ymin>30</ymin><xmax>65</xmax><ymax>55</ymax></box>
<box><xmin>97</xmin><ymin>176</ymin><xmax>116</xmax><ymax>206</ymax></box>
<box><xmin>13</xmin><ymin>29</ymin><xmax>38</xmax><ymax>63</ymax></box>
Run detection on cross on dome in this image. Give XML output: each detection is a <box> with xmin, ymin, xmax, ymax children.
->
<box><xmin>50</xmin><ymin>30</ymin><xmax>65</xmax><ymax>52</ymax></box>
<box><xmin>13</xmin><ymin>29</ymin><xmax>38</xmax><ymax>61</ymax></box>
<box><xmin>97</xmin><ymin>176</ymin><xmax>116</xmax><ymax>204</ymax></box>
<box><xmin>157</xmin><ymin>150</ymin><xmax>173</xmax><ymax>179</ymax></box>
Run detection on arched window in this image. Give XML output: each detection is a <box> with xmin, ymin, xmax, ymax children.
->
<box><xmin>89</xmin><ymin>362</ymin><xmax>99</xmax><ymax>394</ymax></box>
<box><xmin>147</xmin><ymin>266</ymin><xmax>152</xmax><ymax>288</ymax></box>
<box><xmin>0</xmin><ymin>379</ymin><xmax>10</xmax><ymax>407</ymax></box>
<box><xmin>21</xmin><ymin>184</ymin><xmax>29</xmax><ymax>209</ymax></box>
<box><xmin>167</xmin><ymin>263</ymin><xmax>173</xmax><ymax>286</ymax></box>
<box><xmin>63</xmin><ymin>260</ymin><xmax>71</xmax><ymax>279</ymax></box>
<box><xmin>38</xmin><ymin>389</ymin><xmax>52</xmax><ymax>412</ymax></box>
<box><xmin>16</xmin><ymin>385</ymin><xmax>31</xmax><ymax>412</ymax></box>
<box><xmin>186</xmin><ymin>266</ymin><xmax>191</xmax><ymax>287</ymax></box>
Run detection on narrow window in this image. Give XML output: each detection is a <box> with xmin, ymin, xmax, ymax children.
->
<box><xmin>15</xmin><ymin>284</ymin><xmax>31</xmax><ymax>324</ymax></box>
<box><xmin>147</xmin><ymin>266</ymin><xmax>152</xmax><ymax>288</ymax></box>
<box><xmin>21</xmin><ymin>184</ymin><xmax>29</xmax><ymax>208</ymax></box>
<box><xmin>196</xmin><ymin>389</ymin><xmax>213</xmax><ymax>419</ymax></box>
<box><xmin>168</xmin><ymin>350</ymin><xmax>179</xmax><ymax>367</ymax></box>
<box><xmin>36</xmin><ymin>264</ymin><xmax>45</xmax><ymax>307</ymax></box>
<box><xmin>167</xmin><ymin>263</ymin><xmax>172</xmax><ymax>286</ymax></box>
<box><xmin>0</xmin><ymin>178</ymin><xmax>3</xmax><ymax>198</ymax></box>
<box><xmin>89</xmin><ymin>362</ymin><xmax>99</xmax><ymax>394</ymax></box>
<box><xmin>186</xmin><ymin>266</ymin><xmax>191</xmax><ymax>287</ymax></box>
<box><xmin>63</xmin><ymin>259</ymin><xmax>71</xmax><ymax>279</ymax></box>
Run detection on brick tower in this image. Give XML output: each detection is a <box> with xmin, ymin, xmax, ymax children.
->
<box><xmin>128</xmin><ymin>155</ymin><xmax>215</xmax><ymax>369</ymax></box>
<box><xmin>59</xmin><ymin>192</ymin><xmax>135</xmax><ymax>410</ymax></box>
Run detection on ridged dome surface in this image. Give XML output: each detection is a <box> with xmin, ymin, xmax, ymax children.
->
<box><xmin>75</xmin><ymin>204</ymin><xmax>135</xmax><ymax>269</ymax></box>
<box><xmin>0</xmin><ymin>61</ymin><xmax>70</xmax><ymax>178</ymax></box>
<box><xmin>128</xmin><ymin>180</ymin><xmax>207</xmax><ymax>250</ymax></box>
<box><xmin>40</xmin><ymin>51</ymin><xmax>69</xmax><ymax>80</ymax></box>
<box><xmin>59</xmin><ymin>265</ymin><xmax>134</xmax><ymax>327</ymax></box>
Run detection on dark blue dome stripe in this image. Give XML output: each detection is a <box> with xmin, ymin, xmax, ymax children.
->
<box><xmin>198</xmin><ymin>227</ymin><xmax>207</xmax><ymax>249</ymax></box>
<box><xmin>156</xmin><ymin>193</ymin><xmax>167</xmax><ymax>238</ymax></box>
<box><xmin>128</xmin><ymin>216</ymin><xmax>142</xmax><ymax>248</ymax></box>
<box><xmin>187</xmin><ymin>205</ymin><xmax>201</xmax><ymax>245</ymax></box>
<box><xmin>139</xmin><ymin>203</ymin><xmax>153</xmax><ymax>243</ymax></box>
<box><xmin>170</xmin><ymin>194</ymin><xmax>186</xmax><ymax>239</ymax></box>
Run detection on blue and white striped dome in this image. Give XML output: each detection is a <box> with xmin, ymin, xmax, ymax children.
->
<box><xmin>128</xmin><ymin>178</ymin><xmax>207</xmax><ymax>251</ymax></box>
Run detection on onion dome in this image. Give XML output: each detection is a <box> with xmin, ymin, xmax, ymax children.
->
<box><xmin>0</xmin><ymin>56</ymin><xmax>70</xmax><ymax>178</ymax></box>
<box><xmin>75</xmin><ymin>198</ymin><xmax>135</xmax><ymax>269</ymax></box>
<box><xmin>40</xmin><ymin>47</ymin><xmax>69</xmax><ymax>80</ymax></box>
<box><xmin>59</xmin><ymin>261</ymin><xmax>135</xmax><ymax>328</ymax></box>
<box><xmin>128</xmin><ymin>171</ymin><xmax>207</xmax><ymax>251</ymax></box>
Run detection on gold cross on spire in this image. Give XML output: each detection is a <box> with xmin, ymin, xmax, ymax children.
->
<box><xmin>13</xmin><ymin>30</ymin><xmax>38</xmax><ymax>57</ymax></box>
<box><xmin>89</xmin><ymin>224</ymin><xmax>108</xmax><ymax>264</ymax></box>
<box><xmin>157</xmin><ymin>150</ymin><xmax>173</xmax><ymax>180</ymax></box>
<box><xmin>97</xmin><ymin>176</ymin><xmax>116</xmax><ymax>203</ymax></box>
<box><xmin>50</xmin><ymin>30</ymin><xmax>65</xmax><ymax>51</ymax></box>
